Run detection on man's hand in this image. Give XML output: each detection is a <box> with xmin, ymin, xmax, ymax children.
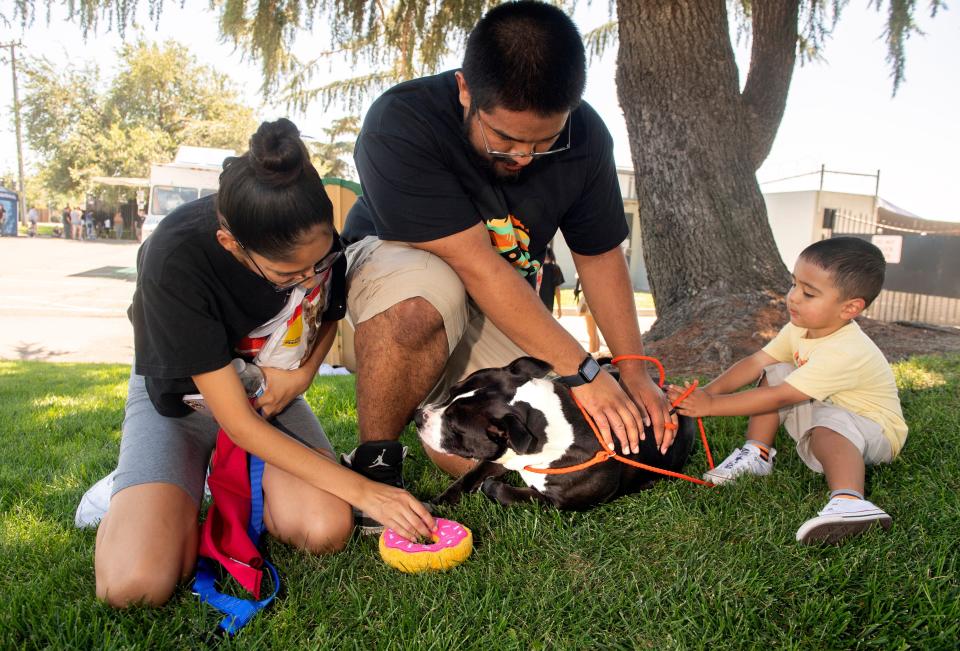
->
<box><xmin>666</xmin><ymin>382</ymin><xmax>714</xmax><ymax>418</ymax></box>
<box><xmin>619</xmin><ymin>366</ymin><xmax>678</xmax><ymax>454</ymax></box>
<box><xmin>356</xmin><ymin>480</ymin><xmax>436</xmax><ymax>543</ymax></box>
<box><xmin>571</xmin><ymin>371</ymin><xmax>645</xmax><ymax>454</ymax></box>
<box><xmin>255</xmin><ymin>366</ymin><xmax>313</xmax><ymax>418</ymax></box>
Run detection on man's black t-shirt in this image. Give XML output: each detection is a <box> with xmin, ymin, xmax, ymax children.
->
<box><xmin>128</xmin><ymin>194</ymin><xmax>346</xmax><ymax>417</ymax></box>
<box><xmin>342</xmin><ymin>70</ymin><xmax>628</xmax><ymax>280</ymax></box>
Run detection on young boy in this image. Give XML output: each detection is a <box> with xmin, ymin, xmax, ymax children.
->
<box><xmin>668</xmin><ymin>237</ymin><xmax>907</xmax><ymax>544</ymax></box>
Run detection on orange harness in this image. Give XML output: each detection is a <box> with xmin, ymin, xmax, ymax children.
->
<box><xmin>522</xmin><ymin>355</ymin><xmax>716</xmax><ymax>487</ymax></box>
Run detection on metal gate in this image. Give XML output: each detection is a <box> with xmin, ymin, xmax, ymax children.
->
<box><xmin>832</xmin><ymin>225</ymin><xmax>960</xmax><ymax>326</ymax></box>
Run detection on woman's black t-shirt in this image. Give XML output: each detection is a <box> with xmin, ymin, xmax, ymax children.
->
<box><xmin>128</xmin><ymin>194</ymin><xmax>346</xmax><ymax>417</ymax></box>
<box><xmin>342</xmin><ymin>70</ymin><xmax>628</xmax><ymax>278</ymax></box>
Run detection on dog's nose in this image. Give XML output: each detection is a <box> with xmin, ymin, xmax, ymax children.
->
<box><xmin>413</xmin><ymin>409</ymin><xmax>425</xmax><ymax>428</ymax></box>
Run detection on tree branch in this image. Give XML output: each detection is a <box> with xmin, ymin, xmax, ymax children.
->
<box><xmin>740</xmin><ymin>0</ymin><xmax>800</xmax><ymax>171</ymax></box>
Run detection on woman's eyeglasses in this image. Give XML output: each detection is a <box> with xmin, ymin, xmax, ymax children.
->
<box><xmin>222</xmin><ymin>220</ymin><xmax>343</xmax><ymax>292</ymax></box>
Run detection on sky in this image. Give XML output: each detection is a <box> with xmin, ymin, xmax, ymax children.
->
<box><xmin>1</xmin><ymin>2</ymin><xmax>958</xmax><ymax>222</ymax></box>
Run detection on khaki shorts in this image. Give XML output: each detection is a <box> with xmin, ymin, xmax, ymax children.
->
<box><xmin>345</xmin><ymin>236</ymin><xmax>527</xmax><ymax>404</ymax></box>
<box><xmin>764</xmin><ymin>363</ymin><xmax>893</xmax><ymax>473</ymax></box>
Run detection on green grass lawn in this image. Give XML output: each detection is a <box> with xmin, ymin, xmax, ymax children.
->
<box><xmin>1</xmin><ymin>356</ymin><xmax>958</xmax><ymax>649</ymax></box>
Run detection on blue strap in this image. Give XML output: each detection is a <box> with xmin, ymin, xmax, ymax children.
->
<box><xmin>193</xmin><ymin>451</ymin><xmax>277</xmax><ymax>637</ymax></box>
<box><xmin>193</xmin><ymin>557</ymin><xmax>280</xmax><ymax>636</ymax></box>
<box><xmin>247</xmin><ymin>454</ymin><xmax>266</xmax><ymax>544</ymax></box>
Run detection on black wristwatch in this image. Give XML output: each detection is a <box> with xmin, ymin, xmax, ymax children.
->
<box><xmin>557</xmin><ymin>355</ymin><xmax>602</xmax><ymax>387</ymax></box>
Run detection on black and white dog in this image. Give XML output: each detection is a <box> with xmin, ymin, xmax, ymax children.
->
<box><xmin>415</xmin><ymin>357</ymin><xmax>696</xmax><ymax>511</ymax></box>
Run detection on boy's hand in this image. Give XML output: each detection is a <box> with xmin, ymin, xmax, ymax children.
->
<box><xmin>666</xmin><ymin>382</ymin><xmax>714</xmax><ymax>418</ymax></box>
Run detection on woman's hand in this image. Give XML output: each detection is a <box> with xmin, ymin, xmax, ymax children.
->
<box><xmin>356</xmin><ymin>481</ymin><xmax>436</xmax><ymax>542</ymax></box>
<box><xmin>255</xmin><ymin>366</ymin><xmax>313</xmax><ymax>418</ymax></box>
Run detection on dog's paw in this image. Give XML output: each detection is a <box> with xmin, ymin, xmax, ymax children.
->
<box><xmin>479</xmin><ymin>477</ymin><xmax>502</xmax><ymax>500</ymax></box>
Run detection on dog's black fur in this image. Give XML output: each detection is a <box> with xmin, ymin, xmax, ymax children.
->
<box><xmin>415</xmin><ymin>357</ymin><xmax>695</xmax><ymax>511</ymax></box>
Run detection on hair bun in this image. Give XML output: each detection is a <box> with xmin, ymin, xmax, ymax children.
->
<box><xmin>249</xmin><ymin>118</ymin><xmax>307</xmax><ymax>187</ymax></box>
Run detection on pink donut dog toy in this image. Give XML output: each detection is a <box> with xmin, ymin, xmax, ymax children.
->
<box><xmin>378</xmin><ymin>517</ymin><xmax>473</xmax><ymax>572</ymax></box>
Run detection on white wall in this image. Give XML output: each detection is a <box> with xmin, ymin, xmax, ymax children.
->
<box><xmin>763</xmin><ymin>191</ymin><xmax>820</xmax><ymax>268</ymax></box>
<box><xmin>764</xmin><ymin>190</ymin><xmax>881</xmax><ymax>268</ymax></box>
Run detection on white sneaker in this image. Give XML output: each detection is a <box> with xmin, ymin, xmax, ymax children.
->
<box><xmin>74</xmin><ymin>470</ymin><xmax>117</xmax><ymax>528</ymax></box>
<box><xmin>702</xmin><ymin>444</ymin><xmax>775</xmax><ymax>485</ymax></box>
<box><xmin>796</xmin><ymin>497</ymin><xmax>892</xmax><ymax>545</ymax></box>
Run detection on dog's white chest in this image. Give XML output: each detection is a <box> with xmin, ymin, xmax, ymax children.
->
<box><xmin>497</xmin><ymin>380</ymin><xmax>575</xmax><ymax>492</ymax></box>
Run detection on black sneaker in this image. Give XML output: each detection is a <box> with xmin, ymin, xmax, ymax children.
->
<box><xmin>341</xmin><ymin>441</ymin><xmax>407</xmax><ymax>534</ymax></box>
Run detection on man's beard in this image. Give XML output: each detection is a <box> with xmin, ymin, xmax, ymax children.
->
<box><xmin>462</xmin><ymin>121</ymin><xmax>525</xmax><ymax>184</ymax></box>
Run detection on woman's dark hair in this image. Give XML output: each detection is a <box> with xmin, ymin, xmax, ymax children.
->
<box><xmin>462</xmin><ymin>1</ymin><xmax>586</xmax><ymax>115</ymax></box>
<box><xmin>216</xmin><ymin>118</ymin><xmax>333</xmax><ymax>260</ymax></box>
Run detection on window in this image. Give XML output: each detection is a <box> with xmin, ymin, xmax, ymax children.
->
<box><xmin>150</xmin><ymin>186</ymin><xmax>200</xmax><ymax>215</ymax></box>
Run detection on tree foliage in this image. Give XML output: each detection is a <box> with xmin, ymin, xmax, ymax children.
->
<box><xmin>19</xmin><ymin>39</ymin><xmax>257</xmax><ymax>199</ymax></box>
<box><xmin>7</xmin><ymin>1</ymin><xmax>945</xmax><ymax>109</ymax></box>
<box><xmin>7</xmin><ymin>0</ymin><xmax>948</xmax><ymax>354</ymax></box>
<box><xmin>306</xmin><ymin>115</ymin><xmax>361</xmax><ymax>179</ymax></box>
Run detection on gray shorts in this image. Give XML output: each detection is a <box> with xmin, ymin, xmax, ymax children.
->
<box><xmin>764</xmin><ymin>363</ymin><xmax>893</xmax><ymax>473</ymax></box>
<box><xmin>114</xmin><ymin>369</ymin><xmax>335</xmax><ymax>505</ymax></box>
<box><xmin>345</xmin><ymin>235</ymin><xmax>527</xmax><ymax>405</ymax></box>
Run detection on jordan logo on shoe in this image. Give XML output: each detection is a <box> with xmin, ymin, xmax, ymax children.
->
<box><xmin>368</xmin><ymin>450</ymin><xmax>391</xmax><ymax>469</ymax></box>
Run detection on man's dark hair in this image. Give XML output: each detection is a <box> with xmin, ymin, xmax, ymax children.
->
<box><xmin>799</xmin><ymin>237</ymin><xmax>886</xmax><ymax>307</ymax></box>
<box><xmin>462</xmin><ymin>1</ymin><xmax>586</xmax><ymax>115</ymax></box>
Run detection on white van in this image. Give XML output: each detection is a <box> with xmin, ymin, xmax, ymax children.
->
<box><xmin>143</xmin><ymin>146</ymin><xmax>235</xmax><ymax>240</ymax></box>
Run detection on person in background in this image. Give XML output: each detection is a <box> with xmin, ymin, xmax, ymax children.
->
<box><xmin>573</xmin><ymin>274</ymin><xmax>600</xmax><ymax>354</ymax></box>
<box><xmin>71</xmin><ymin>206</ymin><xmax>83</xmax><ymax>240</ymax></box>
<box><xmin>27</xmin><ymin>207</ymin><xmax>39</xmax><ymax>237</ymax></box>
<box><xmin>538</xmin><ymin>245</ymin><xmax>565</xmax><ymax>317</ymax></box>
<box><xmin>84</xmin><ymin>209</ymin><xmax>95</xmax><ymax>240</ymax></box>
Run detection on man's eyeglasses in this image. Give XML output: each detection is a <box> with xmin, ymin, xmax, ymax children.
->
<box><xmin>476</xmin><ymin>113</ymin><xmax>572</xmax><ymax>160</ymax></box>
<box><xmin>223</xmin><ymin>221</ymin><xmax>343</xmax><ymax>292</ymax></box>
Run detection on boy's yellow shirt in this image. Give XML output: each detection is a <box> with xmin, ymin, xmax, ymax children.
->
<box><xmin>762</xmin><ymin>320</ymin><xmax>908</xmax><ymax>456</ymax></box>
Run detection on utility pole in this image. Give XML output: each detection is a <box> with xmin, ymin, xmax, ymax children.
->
<box><xmin>1</xmin><ymin>41</ymin><xmax>26</xmax><ymax>226</ymax></box>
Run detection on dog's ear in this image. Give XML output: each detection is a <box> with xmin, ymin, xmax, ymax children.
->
<box><xmin>507</xmin><ymin>356</ymin><xmax>553</xmax><ymax>380</ymax></box>
<box><xmin>486</xmin><ymin>413</ymin><xmax>537</xmax><ymax>454</ymax></box>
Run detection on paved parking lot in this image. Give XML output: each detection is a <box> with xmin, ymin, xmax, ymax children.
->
<box><xmin>0</xmin><ymin>237</ymin><xmax>139</xmax><ymax>363</ymax></box>
<box><xmin>0</xmin><ymin>236</ymin><xmax>653</xmax><ymax>365</ymax></box>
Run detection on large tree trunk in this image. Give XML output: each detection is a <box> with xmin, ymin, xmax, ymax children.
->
<box><xmin>615</xmin><ymin>0</ymin><xmax>800</xmax><ymax>369</ymax></box>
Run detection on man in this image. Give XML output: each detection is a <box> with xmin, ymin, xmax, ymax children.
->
<box><xmin>71</xmin><ymin>206</ymin><xmax>83</xmax><ymax>240</ymax></box>
<box><xmin>27</xmin><ymin>207</ymin><xmax>38</xmax><ymax>237</ymax></box>
<box><xmin>340</xmin><ymin>1</ymin><xmax>675</xmax><ymax>530</ymax></box>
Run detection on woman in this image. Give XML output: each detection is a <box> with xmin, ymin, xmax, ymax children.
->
<box><xmin>94</xmin><ymin>119</ymin><xmax>434</xmax><ymax>608</ymax></box>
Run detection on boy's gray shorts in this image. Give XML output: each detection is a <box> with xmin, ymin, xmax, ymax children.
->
<box><xmin>113</xmin><ymin>369</ymin><xmax>336</xmax><ymax>505</ymax></box>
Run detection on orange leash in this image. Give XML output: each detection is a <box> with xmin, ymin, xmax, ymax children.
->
<box><xmin>523</xmin><ymin>355</ymin><xmax>715</xmax><ymax>487</ymax></box>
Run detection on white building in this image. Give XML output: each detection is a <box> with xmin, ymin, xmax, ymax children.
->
<box><xmin>551</xmin><ymin>167</ymin><xmax>648</xmax><ymax>291</ymax></box>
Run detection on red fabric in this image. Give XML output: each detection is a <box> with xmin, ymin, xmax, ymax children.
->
<box><xmin>198</xmin><ymin>430</ymin><xmax>264</xmax><ymax>598</ymax></box>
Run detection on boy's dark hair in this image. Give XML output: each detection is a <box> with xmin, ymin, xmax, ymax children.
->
<box><xmin>799</xmin><ymin>237</ymin><xmax>886</xmax><ymax>307</ymax></box>
<box><xmin>462</xmin><ymin>1</ymin><xmax>586</xmax><ymax>115</ymax></box>
<box><xmin>216</xmin><ymin>118</ymin><xmax>333</xmax><ymax>260</ymax></box>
